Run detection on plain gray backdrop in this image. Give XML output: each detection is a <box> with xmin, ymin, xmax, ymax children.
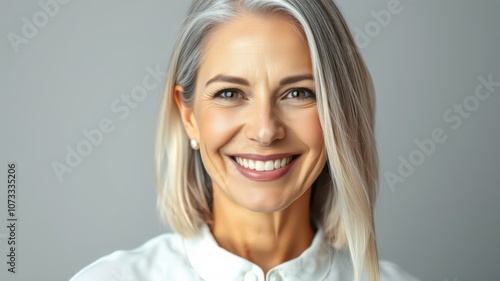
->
<box><xmin>1</xmin><ymin>0</ymin><xmax>499</xmax><ymax>280</ymax></box>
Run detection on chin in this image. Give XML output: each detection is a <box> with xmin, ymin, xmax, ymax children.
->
<box><xmin>236</xmin><ymin>192</ymin><xmax>293</xmax><ymax>213</ymax></box>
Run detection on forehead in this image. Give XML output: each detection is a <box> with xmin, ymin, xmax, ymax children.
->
<box><xmin>198</xmin><ymin>13</ymin><xmax>312</xmax><ymax>82</ymax></box>
<box><xmin>207</xmin><ymin>12</ymin><xmax>307</xmax><ymax>45</ymax></box>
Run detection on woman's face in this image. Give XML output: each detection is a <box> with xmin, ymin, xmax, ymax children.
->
<box><xmin>177</xmin><ymin>13</ymin><xmax>327</xmax><ymax>212</ymax></box>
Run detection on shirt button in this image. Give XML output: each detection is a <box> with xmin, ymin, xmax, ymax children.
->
<box><xmin>243</xmin><ymin>272</ymin><xmax>259</xmax><ymax>281</ymax></box>
<box><xmin>269</xmin><ymin>274</ymin><xmax>282</xmax><ymax>281</ymax></box>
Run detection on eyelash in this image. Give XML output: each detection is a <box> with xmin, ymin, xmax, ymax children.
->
<box><xmin>211</xmin><ymin>88</ymin><xmax>316</xmax><ymax>102</ymax></box>
<box><xmin>212</xmin><ymin>88</ymin><xmax>244</xmax><ymax>102</ymax></box>
<box><xmin>286</xmin><ymin>88</ymin><xmax>317</xmax><ymax>101</ymax></box>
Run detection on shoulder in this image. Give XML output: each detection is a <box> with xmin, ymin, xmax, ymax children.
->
<box><xmin>69</xmin><ymin>232</ymin><xmax>195</xmax><ymax>281</ymax></box>
<box><xmin>378</xmin><ymin>260</ymin><xmax>421</xmax><ymax>281</ymax></box>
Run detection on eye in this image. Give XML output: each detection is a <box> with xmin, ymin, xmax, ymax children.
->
<box><xmin>213</xmin><ymin>89</ymin><xmax>244</xmax><ymax>101</ymax></box>
<box><xmin>286</xmin><ymin>88</ymin><xmax>316</xmax><ymax>100</ymax></box>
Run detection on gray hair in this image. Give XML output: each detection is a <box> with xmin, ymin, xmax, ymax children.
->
<box><xmin>156</xmin><ymin>1</ymin><xmax>379</xmax><ymax>280</ymax></box>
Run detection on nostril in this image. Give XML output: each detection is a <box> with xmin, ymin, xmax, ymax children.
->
<box><xmin>245</xmin><ymin>116</ymin><xmax>286</xmax><ymax>146</ymax></box>
<box><xmin>254</xmin><ymin>128</ymin><xmax>287</xmax><ymax>146</ymax></box>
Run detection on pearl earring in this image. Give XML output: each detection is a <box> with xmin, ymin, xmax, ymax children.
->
<box><xmin>190</xmin><ymin>139</ymin><xmax>199</xmax><ymax>150</ymax></box>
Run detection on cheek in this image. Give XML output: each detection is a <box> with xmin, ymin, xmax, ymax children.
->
<box><xmin>196</xmin><ymin>107</ymin><xmax>244</xmax><ymax>183</ymax></box>
<box><xmin>286</xmin><ymin>107</ymin><xmax>324</xmax><ymax>149</ymax></box>
<box><xmin>198</xmin><ymin>108</ymin><xmax>241</xmax><ymax>152</ymax></box>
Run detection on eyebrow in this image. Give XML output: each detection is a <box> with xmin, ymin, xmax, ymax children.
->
<box><xmin>279</xmin><ymin>74</ymin><xmax>314</xmax><ymax>86</ymax></box>
<box><xmin>205</xmin><ymin>74</ymin><xmax>314</xmax><ymax>87</ymax></box>
<box><xmin>205</xmin><ymin>75</ymin><xmax>249</xmax><ymax>87</ymax></box>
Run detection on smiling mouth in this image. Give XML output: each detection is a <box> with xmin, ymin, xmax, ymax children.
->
<box><xmin>230</xmin><ymin>155</ymin><xmax>299</xmax><ymax>172</ymax></box>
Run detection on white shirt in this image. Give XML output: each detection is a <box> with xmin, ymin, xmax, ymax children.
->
<box><xmin>70</xmin><ymin>224</ymin><xmax>420</xmax><ymax>281</ymax></box>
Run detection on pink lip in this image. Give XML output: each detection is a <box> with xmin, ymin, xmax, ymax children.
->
<box><xmin>228</xmin><ymin>154</ymin><xmax>300</xmax><ymax>182</ymax></box>
<box><xmin>229</xmin><ymin>153</ymin><xmax>296</xmax><ymax>161</ymax></box>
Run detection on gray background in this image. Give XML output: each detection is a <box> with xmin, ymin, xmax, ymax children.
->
<box><xmin>0</xmin><ymin>0</ymin><xmax>498</xmax><ymax>280</ymax></box>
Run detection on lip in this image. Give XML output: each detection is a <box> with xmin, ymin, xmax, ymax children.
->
<box><xmin>228</xmin><ymin>154</ymin><xmax>300</xmax><ymax>182</ymax></box>
<box><xmin>229</xmin><ymin>153</ymin><xmax>296</xmax><ymax>161</ymax></box>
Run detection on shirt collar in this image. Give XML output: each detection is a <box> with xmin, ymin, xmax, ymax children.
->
<box><xmin>183</xmin><ymin>224</ymin><xmax>334</xmax><ymax>281</ymax></box>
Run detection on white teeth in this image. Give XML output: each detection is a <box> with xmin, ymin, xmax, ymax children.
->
<box><xmin>256</xmin><ymin>161</ymin><xmax>265</xmax><ymax>171</ymax></box>
<box><xmin>234</xmin><ymin>156</ymin><xmax>293</xmax><ymax>171</ymax></box>
<box><xmin>264</xmin><ymin>161</ymin><xmax>274</xmax><ymax>171</ymax></box>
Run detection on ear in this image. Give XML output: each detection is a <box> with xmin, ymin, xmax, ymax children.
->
<box><xmin>173</xmin><ymin>85</ymin><xmax>199</xmax><ymax>142</ymax></box>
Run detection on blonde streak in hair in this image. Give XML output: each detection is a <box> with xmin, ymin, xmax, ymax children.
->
<box><xmin>173</xmin><ymin>117</ymin><xmax>203</xmax><ymax>236</ymax></box>
<box><xmin>155</xmin><ymin>60</ymin><xmax>198</xmax><ymax>237</ymax></box>
<box><xmin>173</xmin><ymin>113</ymin><xmax>206</xmax><ymax>236</ymax></box>
<box><xmin>155</xmin><ymin>65</ymin><xmax>176</xmax><ymax>228</ymax></box>
<box><xmin>342</xmin><ymin>37</ymin><xmax>379</xmax><ymax>217</ymax></box>
<box><xmin>348</xmin><ymin>79</ymin><xmax>376</xmax><ymax>281</ymax></box>
<box><xmin>341</xmin><ymin>20</ymin><xmax>379</xmax><ymax>202</ymax></box>
<box><xmin>322</xmin><ymin>118</ymin><xmax>364</xmax><ymax>281</ymax></box>
<box><xmin>359</xmin><ymin>62</ymin><xmax>379</xmax><ymax>190</ymax></box>
<box><xmin>313</xmin><ymin>70</ymin><xmax>364</xmax><ymax>277</ymax></box>
<box><xmin>318</xmin><ymin>55</ymin><xmax>378</xmax><ymax>281</ymax></box>
<box><xmin>336</xmin><ymin>12</ymin><xmax>381</xmax><ymax>280</ymax></box>
<box><xmin>330</xmin><ymin>119</ymin><xmax>369</xmax><ymax>281</ymax></box>
<box><xmin>347</xmin><ymin>58</ymin><xmax>380</xmax><ymax>281</ymax></box>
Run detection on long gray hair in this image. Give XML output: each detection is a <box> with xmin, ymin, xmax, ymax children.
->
<box><xmin>155</xmin><ymin>1</ymin><xmax>379</xmax><ymax>280</ymax></box>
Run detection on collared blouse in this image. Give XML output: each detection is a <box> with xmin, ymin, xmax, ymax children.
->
<box><xmin>70</xmin><ymin>224</ymin><xmax>420</xmax><ymax>281</ymax></box>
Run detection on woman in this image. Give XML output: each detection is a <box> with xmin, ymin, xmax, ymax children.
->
<box><xmin>71</xmin><ymin>0</ymin><xmax>420</xmax><ymax>280</ymax></box>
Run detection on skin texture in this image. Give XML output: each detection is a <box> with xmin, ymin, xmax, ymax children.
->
<box><xmin>175</xmin><ymin>13</ymin><xmax>327</xmax><ymax>275</ymax></box>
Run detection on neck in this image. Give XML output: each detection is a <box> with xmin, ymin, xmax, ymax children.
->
<box><xmin>208</xmin><ymin>187</ymin><xmax>315</xmax><ymax>275</ymax></box>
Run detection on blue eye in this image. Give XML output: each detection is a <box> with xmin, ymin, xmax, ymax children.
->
<box><xmin>286</xmin><ymin>88</ymin><xmax>316</xmax><ymax>100</ymax></box>
<box><xmin>214</xmin><ymin>89</ymin><xmax>244</xmax><ymax>101</ymax></box>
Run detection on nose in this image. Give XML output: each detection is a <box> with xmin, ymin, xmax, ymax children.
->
<box><xmin>245</xmin><ymin>105</ymin><xmax>285</xmax><ymax>146</ymax></box>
